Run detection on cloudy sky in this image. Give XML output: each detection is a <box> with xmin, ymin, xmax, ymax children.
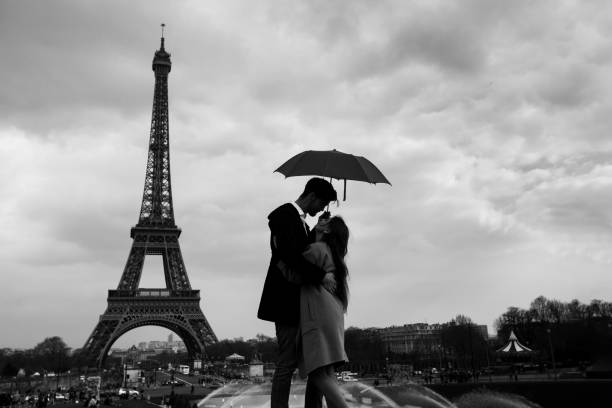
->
<box><xmin>2</xmin><ymin>0</ymin><xmax>612</xmax><ymax>350</ymax></box>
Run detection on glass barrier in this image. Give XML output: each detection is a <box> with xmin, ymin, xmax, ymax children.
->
<box><xmin>197</xmin><ymin>380</ymin><xmax>455</xmax><ymax>408</ymax></box>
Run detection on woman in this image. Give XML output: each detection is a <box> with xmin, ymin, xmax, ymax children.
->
<box><xmin>279</xmin><ymin>216</ymin><xmax>350</xmax><ymax>408</ymax></box>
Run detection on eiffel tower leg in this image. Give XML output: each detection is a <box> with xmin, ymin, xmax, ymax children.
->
<box><xmin>117</xmin><ymin>244</ymin><xmax>146</xmax><ymax>291</ymax></box>
<box><xmin>82</xmin><ymin>316</ymin><xmax>121</xmax><ymax>368</ymax></box>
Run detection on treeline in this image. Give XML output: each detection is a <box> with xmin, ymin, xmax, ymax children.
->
<box><xmin>495</xmin><ymin>296</ymin><xmax>612</xmax><ymax>327</ymax></box>
<box><xmin>340</xmin><ymin>315</ymin><xmax>490</xmax><ymax>373</ymax></box>
<box><xmin>494</xmin><ymin>296</ymin><xmax>612</xmax><ymax>364</ymax></box>
<box><xmin>344</xmin><ymin>327</ymin><xmax>387</xmax><ymax>373</ymax></box>
<box><xmin>204</xmin><ymin>334</ymin><xmax>278</xmax><ymax>363</ymax></box>
<box><xmin>2</xmin><ymin>296</ymin><xmax>611</xmax><ymax>377</ymax></box>
<box><xmin>0</xmin><ymin>337</ymin><xmax>74</xmax><ymax>377</ymax></box>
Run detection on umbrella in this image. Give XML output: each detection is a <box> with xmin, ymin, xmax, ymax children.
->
<box><xmin>274</xmin><ymin>149</ymin><xmax>391</xmax><ymax>201</ymax></box>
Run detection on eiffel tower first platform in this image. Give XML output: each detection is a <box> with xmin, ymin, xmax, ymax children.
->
<box><xmin>82</xmin><ymin>34</ymin><xmax>217</xmax><ymax>367</ymax></box>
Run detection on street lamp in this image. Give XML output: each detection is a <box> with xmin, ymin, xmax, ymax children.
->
<box><xmin>546</xmin><ymin>328</ymin><xmax>557</xmax><ymax>380</ymax></box>
<box><xmin>485</xmin><ymin>345</ymin><xmax>492</xmax><ymax>383</ymax></box>
<box><xmin>385</xmin><ymin>356</ymin><xmax>389</xmax><ymax>384</ymax></box>
<box><xmin>122</xmin><ymin>356</ymin><xmax>127</xmax><ymax>388</ymax></box>
<box><xmin>170</xmin><ymin>367</ymin><xmax>175</xmax><ymax>392</ymax></box>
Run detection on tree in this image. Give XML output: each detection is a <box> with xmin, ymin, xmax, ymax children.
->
<box><xmin>453</xmin><ymin>315</ymin><xmax>473</xmax><ymax>326</ymax></box>
<box><xmin>203</xmin><ymin>335</ymin><xmax>278</xmax><ymax>363</ymax></box>
<box><xmin>343</xmin><ymin>327</ymin><xmax>385</xmax><ymax>374</ymax></box>
<box><xmin>530</xmin><ymin>296</ymin><xmax>549</xmax><ymax>322</ymax></box>
<box><xmin>33</xmin><ymin>336</ymin><xmax>71</xmax><ymax>372</ymax></box>
<box><xmin>1</xmin><ymin>362</ymin><xmax>18</xmax><ymax>378</ymax></box>
<box><xmin>441</xmin><ymin>316</ymin><xmax>488</xmax><ymax>372</ymax></box>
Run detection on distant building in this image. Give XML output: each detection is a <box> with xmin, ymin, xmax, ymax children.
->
<box><xmin>110</xmin><ymin>345</ymin><xmax>156</xmax><ymax>362</ymax></box>
<box><xmin>125</xmin><ymin>368</ymin><xmax>144</xmax><ymax>385</ymax></box>
<box><xmin>109</xmin><ymin>348</ymin><xmax>127</xmax><ymax>358</ymax></box>
<box><xmin>249</xmin><ymin>359</ymin><xmax>264</xmax><ymax>378</ymax></box>
<box><xmin>377</xmin><ymin>322</ymin><xmax>488</xmax><ymax>355</ymax></box>
<box><xmin>378</xmin><ymin>323</ymin><xmax>443</xmax><ymax>354</ymax></box>
<box><xmin>109</xmin><ymin>335</ymin><xmax>187</xmax><ymax>358</ymax></box>
<box><xmin>148</xmin><ymin>340</ymin><xmax>166</xmax><ymax>349</ymax></box>
<box><xmin>146</xmin><ymin>337</ymin><xmax>186</xmax><ymax>353</ymax></box>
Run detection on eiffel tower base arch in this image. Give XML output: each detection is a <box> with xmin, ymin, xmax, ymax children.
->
<box><xmin>82</xmin><ymin>291</ymin><xmax>217</xmax><ymax>368</ymax></box>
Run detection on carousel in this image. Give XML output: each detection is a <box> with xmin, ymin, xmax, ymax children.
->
<box><xmin>497</xmin><ymin>330</ymin><xmax>533</xmax><ymax>353</ymax></box>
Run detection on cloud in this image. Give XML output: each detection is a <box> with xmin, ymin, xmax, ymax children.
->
<box><xmin>2</xmin><ymin>0</ymin><xmax>612</xmax><ymax>348</ymax></box>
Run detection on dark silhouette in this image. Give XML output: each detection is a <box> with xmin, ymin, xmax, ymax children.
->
<box><xmin>279</xmin><ymin>216</ymin><xmax>351</xmax><ymax>408</ymax></box>
<box><xmin>80</xmin><ymin>34</ymin><xmax>216</xmax><ymax>368</ymax></box>
<box><xmin>257</xmin><ymin>177</ymin><xmax>337</xmax><ymax>408</ymax></box>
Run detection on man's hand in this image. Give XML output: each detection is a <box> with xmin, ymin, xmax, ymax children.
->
<box><xmin>322</xmin><ymin>272</ymin><xmax>337</xmax><ymax>293</ymax></box>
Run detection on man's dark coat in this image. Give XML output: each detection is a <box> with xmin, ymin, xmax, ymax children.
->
<box><xmin>257</xmin><ymin>203</ymin><xmax>327</xmax><ymax>325</ymax></box>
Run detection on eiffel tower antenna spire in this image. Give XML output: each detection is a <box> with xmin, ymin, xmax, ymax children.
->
<box><xmin>161</xmin><ymin>23</ymin><xmax>166</xmax><ymax>49</ymax></box>
<box><xmin>81</xmin><ymin>34</ymin><xmax>217</xmax><ymax>368</ymax></box>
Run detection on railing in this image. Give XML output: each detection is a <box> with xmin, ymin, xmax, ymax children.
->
<box><xmin>108</xmin><ymin>289</ymin><xmax>200</xmax><ymax>298</ymax></box>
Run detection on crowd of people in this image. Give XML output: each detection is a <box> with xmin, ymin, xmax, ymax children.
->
<box><xmin>0</xmin><ymin>388</ymin><xmax>102</xmax><ymax>408</ymax></box>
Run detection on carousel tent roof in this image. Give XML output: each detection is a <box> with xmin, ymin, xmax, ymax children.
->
<box><xmin>497</xmin><ymin>330</ymin><xmax>533</xmax><ymax>353</ymax></box>
<box><xmin>225</xmin><ymin>353</ymin><xmax>245</xmax><ymax>360</ymax></box>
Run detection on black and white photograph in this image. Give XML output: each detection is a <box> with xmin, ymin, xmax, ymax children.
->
<box><xmin>1</xmin><ymin>1</ymin><xmax>612</xmax><ymax>407</ymax></box>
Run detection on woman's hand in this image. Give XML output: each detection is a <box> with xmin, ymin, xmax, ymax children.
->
<box><xmin>314</xmin><ymin>217</ymin><xmax>331</xmax><ymax>235</ymax></box>
<box><xmin>322</xmin><ymin>272</ymin><xmax>336</xmax><ymax>293</ymax></box>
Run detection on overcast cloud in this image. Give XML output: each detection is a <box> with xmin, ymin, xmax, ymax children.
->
<box><xmin>2</xmin><ymin>0</ymin><xmax>612</xmax><ymax>349</ymax></box>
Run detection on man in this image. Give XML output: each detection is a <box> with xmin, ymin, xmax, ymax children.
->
<box><xmin>258</xmin><ymin>177</ymin><xmax>338</xmax><ymax>408</ymax></box>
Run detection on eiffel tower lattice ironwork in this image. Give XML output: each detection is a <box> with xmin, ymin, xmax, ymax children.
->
<box><xmin>82</xmin><ymin>34</ymin><xmax>217</xmax><ymax>367</ymax></box>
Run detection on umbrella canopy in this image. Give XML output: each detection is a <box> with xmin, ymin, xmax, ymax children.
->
<box><xmin>274</xmin><ymin>149</ymin><xmax>391</xmax><ymax>200</ymax></box>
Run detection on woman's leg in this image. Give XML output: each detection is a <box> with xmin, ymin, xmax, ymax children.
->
<box><xmin>304</xmin><ymin>378</ymin><xmax>322</xmax><ymax>408</ymax></box>
<box><xmin>308</xmin><ymin>366</ymin><xmax>348</xmax><ymax>408</ymax></box>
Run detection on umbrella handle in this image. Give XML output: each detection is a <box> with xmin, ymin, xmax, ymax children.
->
<box><xmin>343</xmin><ymin>179</ymin><xmax>346</xmax><ymax>201</ymax></box>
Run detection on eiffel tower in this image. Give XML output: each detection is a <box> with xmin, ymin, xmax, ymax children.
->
<box><xmin>82</xmin><ymin>32</ymin><xmax>217</xmax><ymax>368</ymax></box>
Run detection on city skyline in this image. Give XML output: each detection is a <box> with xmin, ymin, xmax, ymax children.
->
<box><xmin>2</xmin><ymin>1</ymin><xmax>612</xmax><ymax>350</ymax></box>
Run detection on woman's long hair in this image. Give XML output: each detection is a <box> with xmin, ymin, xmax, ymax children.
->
<box><xmin>322</xmin><ymin>216</ymin><xmax>350</xmax><ymax>311</ymax></box>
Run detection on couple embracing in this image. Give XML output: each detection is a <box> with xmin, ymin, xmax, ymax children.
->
<box><xmin>257</xmin><ymin>177</ymin><xmax>350</xmax><ymax>408</ymax></box>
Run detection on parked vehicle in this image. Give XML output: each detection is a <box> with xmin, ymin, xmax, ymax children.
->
<box><xmin>337</xmin><ymin>371</ymin><xmax>358</xmax><ymax>382</ymax></box>
<box><xmin>118</xmin><ymin>388</ymin><xmax>140</xmax><ymax>398</ymax></box>
<box><xmin>162</xmin><ymin>380</ymin><xmax>185</xmax><ymax>386</ymax></box>
<box><xmin>25</xmin><ymin>395</ymin><xmax>39</xmax><ymax>403</ymax></box>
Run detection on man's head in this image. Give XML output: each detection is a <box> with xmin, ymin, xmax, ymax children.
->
<box><xmin>297</xmin><ymin>177</ymin><xmax>337</xmax><ymax>216</ymax></box>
